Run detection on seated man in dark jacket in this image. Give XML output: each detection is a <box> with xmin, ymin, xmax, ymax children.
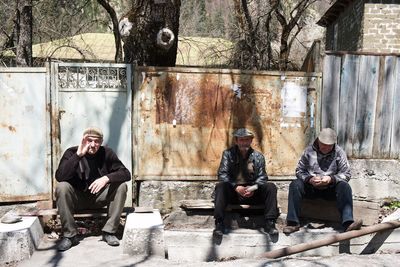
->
<box><xmin>283</xmin><ymin>128</ymin><xmax>362</xmax><ymax>234</ymax></box>
<box><xmin>214</xmin><ymin>128</ymin><xmax>279</xmax><ymax>236</ymax></box>
<box><xmin>55</xmin><ymin>127</ymin><xmax>131</xmax><ymax>251</ymax></box>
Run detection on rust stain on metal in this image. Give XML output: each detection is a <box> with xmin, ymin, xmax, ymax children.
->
<box><xmin>138</xmin><ymin>70</ymin><xmax>316</xmax><ymax>177</ymax></box>
<box><xmin>156</xmin><ymin>74</ymin><xmax>232</xmax><ymax>128</ymax></box>
<box><xmin>8</xmin><ymin>125</ymin><xmax>16</xmax><ymax>132</ymax></box>
<box><xmin>1</xmin><ymin>123</ymin><xmax>17</xmax><ymax>132</ymax></box>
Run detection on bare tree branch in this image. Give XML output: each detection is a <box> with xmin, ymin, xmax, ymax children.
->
<box><xmin>97</xmin><ymin>0</ymin><xmax>122</xmax><ymax>63</ymax></box>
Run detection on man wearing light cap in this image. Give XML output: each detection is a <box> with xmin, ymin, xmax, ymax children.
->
<box><xmin>213</xmin><ymin>128</ymin><xmax>279</xmax><ymax>236</ymax></box>
<box><xmin>55</xmin><ymin>127</ymin><xmax>131</xmax><ymax>251</ymax></box>
<box><xmin>283</xmin><ymin>128</ymin><xmax>362</xmax><ymax>234</ymax></box>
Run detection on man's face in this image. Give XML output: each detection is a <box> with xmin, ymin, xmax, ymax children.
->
<box><xmin>86</xmin><ymin>136</ymin><xmax>102</xmax><ymax>155</ymax></box>
<box><xmin>236</xmin><ymin>136</ymin><xmax>253</xmax><ymax>151</ymax></box>
<box><xmin>318</xmin><ymin>139</ymin><xmax>334</xmax><ymax>154</ymax></box>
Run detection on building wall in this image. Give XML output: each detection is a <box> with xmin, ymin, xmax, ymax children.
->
<box><xmin>325</xmin><ymin>0</ymin><xmax>364</xmax><ymax>51</ymax></box>
<box><xmin>362</xmin><ymin>2</ymin><xmax>400</xmax><ymax>53</ymax></box>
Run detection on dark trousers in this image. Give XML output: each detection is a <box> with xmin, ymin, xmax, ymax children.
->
<box><xmin>214</xmin><ymin>181</ymin><xmax>279</xmax><ymax>222</ymax></box>
<box><xmin>286</xmin><ymin>179</ymin><xmax>354</xmax><ymax>225</ymax></box>
<box><xmin>55</xmin><ymin>181</ymin><xmax>127</xmax><ymax>237</ymax></box>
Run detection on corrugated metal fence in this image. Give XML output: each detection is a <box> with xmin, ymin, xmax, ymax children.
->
<box><xmin>322</xmin><ymin>52</ymin><xmax>400</xmax><ymax>159</ymax></box>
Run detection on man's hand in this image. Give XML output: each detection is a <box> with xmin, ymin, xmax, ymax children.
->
<box><xmin>235</xmin><ymin>185</ymin><xmax>254</xmax><ymax>198</ymax></box>
<box><xmin>309</xmin><ymin>176</ymin><xmax>331</xmax><ymax>188</ymax></box>
<box><xmin>77</xmin><ymin>134</ymin><xmax>90</xmax><ymax>157</ymax></box>
<box><xmin>88</xmin><ymin>176</ymin><xmax>110</xmax><ymax>194</ymax></box>
<box><xmin>320</xmin><ymin>175</ymin><xmax>332</xmax><ymax>186</ymax></box>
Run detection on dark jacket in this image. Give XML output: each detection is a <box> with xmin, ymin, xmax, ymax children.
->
<box><xmin>55</xmin><ymin>146</ymin><xmax>131</xmax><ymax>191</ymax></box>
<box><xmin>217</xmin><ymin>145</ymin><xmax>268</xmax><ymax>187</ymax></box>
<box><xmin>296</xmin><ymin>139</ymin><xmax>351</xmax><ymax>185</ymax></box>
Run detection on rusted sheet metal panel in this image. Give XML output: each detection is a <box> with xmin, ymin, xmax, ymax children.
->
<box><xmin>0</xmin><ymin>68</ymin><xmax>51</xmax><ymax>202</ymax></box>
<box><xmin>133</xmin><ymin>68</ymin><xmax>320</xmax><ymax>179</ymax></box>
<box><xmin>52</xmin><ymin>63</ymin><xmax>132</xmax><ymax>205</ymax></box>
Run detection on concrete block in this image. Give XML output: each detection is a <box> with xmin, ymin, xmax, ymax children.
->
<box><xmin>0</xmin><ymin>216</ymin><xmax>43</xmax><ymax>265</ymax></box>
<box><xmin>122</xmin><ymin>209</ymin><xmax>165</xmax><ymax>257</ymax></box>
<box><xmin>138</xmin><ymin>181</ymin><xmax>215</xmax><ymax>213</ymax></box>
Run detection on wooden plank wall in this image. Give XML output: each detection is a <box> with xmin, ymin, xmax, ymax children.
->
<box><xmin>321</xmin><ymin>55</ymin><xmax>341</xmax><ymax>130</ymax></box>
<box><xmin>322</xmin><ymin>53</ymin><xmax>400</xmax><ymax>159</ymax></box>
<box><xmin>391</xmin><ymin>57</ymin><xmax>400</xmax><ymax>159</ymax></box>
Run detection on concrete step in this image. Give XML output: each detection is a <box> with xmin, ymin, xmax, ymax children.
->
<box><xmin>121</xmin><ymin>209</ymin><xmax>400</xmax><ymax>262</ymax></box>
<box><xmin>165</xmin><ymin>227</ymin><xmax>400</xmax><ymax>262</ymax></box>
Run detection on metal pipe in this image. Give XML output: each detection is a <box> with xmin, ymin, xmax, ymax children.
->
<box><xmin>260</xmin><ymin>220</ymin><xmax>400</xmax><ymax>259</ymax></box>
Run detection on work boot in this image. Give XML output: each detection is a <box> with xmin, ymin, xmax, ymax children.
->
<box><xmin>283</xmin><ymin>221</ymin><xmax>300</xmax><ymax>235</ymax></box>
<box><xmin>102</xmin><ymin>232</ymin><xmax>120</xmax><ymax>246</ymax></box>
<box><xmin>213</xmin><ymin>220</ymin><xmax>225</xmax><ymax>237</ymax></box>
<box><xmin>265</xmin><ymin>220</ymin><xmax>279</xmax><ymax>235</ymax></box>
<box><xmin>344</xmin><ymin>219</ymin><xmax>363</xmax><ymax>232</ymax></box>
<box><xmin>57</xmin><ymin>235</ymin><xmax>79</xmax><ymax>251</ymax></box>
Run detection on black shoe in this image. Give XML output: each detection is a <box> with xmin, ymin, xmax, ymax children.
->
<box><xmin>57</xmin><ymin>236</ymin><xmax>79</xmax><ymax>251</ymax></box>
<box><xmin>283</xmin><ymin>221</ymin><xmax>301</xmax><ymax>235</ymax></box>
<box><xmin>344</xmin><ymin>219</ymin><xmax>363</xmax><ymax>232</ymax></box>
<box><xmin>265</xmin><ymin>220</ymin><xmax>279</xmax><ymax>235</ymax></box>
<box><xmin>213</xmin><ymin>221</ymin><xmax>225</xmax><ymax>236</ymax></box>
<box><xmin>102</xmin><ymin>232</ymin><xmax>120</xmax><ymax>246</ymax></box>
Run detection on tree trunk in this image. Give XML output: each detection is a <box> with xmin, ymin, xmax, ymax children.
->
<box><xmin>97</xmin><ymin>0</ymin><xmax>123</xmax><ymax>63</ymax></box>
<box><xmin>15</xmin><ymin>0</ymin><xmax>32</xmax><ymax>67</ymax></box>
<box><xmin>122</xmin><ymin>0</ymin><xmax>181</xmax><ymax>66</ymax></box>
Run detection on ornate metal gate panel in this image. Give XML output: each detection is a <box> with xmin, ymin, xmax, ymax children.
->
<box><xmin>51</xmin><ymin>63</ymin><xmax>132</xmax><ymax>205</ymax></box>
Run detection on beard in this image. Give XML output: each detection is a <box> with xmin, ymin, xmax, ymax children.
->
<box><xmin>238</xmin><ymin>144</ymin><xmax>250</xmax><ymax>151</ymax></box>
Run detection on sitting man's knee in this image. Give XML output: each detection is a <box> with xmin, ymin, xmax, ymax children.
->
<box><xmin>265</xmin><ymin>182</ymin><xmax>277</xmax><ymax>193</ymax></box>
<box><xmin>336</xmin><ymin>181</ymin><xmax>352</xmax><ymax>192</ymax></box>
<box><xmin>116</xmin><ymin>182</ymin><xmax>128</xmax><ymax>194</ymax></box>
<box><xmin>289</xmin><ymin>179</ymin><xmax>303</xmax><ymax>190</ymax></box>
<box><xmin>55</xmin><ymin>181</ymin><xmax>74</xmax><ymax>196</ymax></box>
<box><xmin>215</xmin><ymin>181</ymin><xmax>231</xmax><ymax>190</ymax></box>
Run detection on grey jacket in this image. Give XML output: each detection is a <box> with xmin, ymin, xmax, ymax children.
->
<box><xmin>296</xmin><ymin>139</ymin><xmax>351</xmax><ymax>184</ymax></box>
<box><xmin>217</xmin><ymin>145</ymin><xmax>268</xmax><ymax>187</ymax></box>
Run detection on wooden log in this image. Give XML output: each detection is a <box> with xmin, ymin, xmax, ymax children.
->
<box><xmin>260</xmin><ymin>220</ymin><xmax>400</xmax><ymax>259</ymax></box>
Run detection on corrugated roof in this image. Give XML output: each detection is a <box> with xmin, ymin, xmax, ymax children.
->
<box><xmin>22</xmin><ymin>33</ymin><xmax>233</xmax><ymax>66</ymax></box>
<box><xmin>317</xmin><ymin>0</ymin><xmax>355</xmax><ymax>27</ymax></box>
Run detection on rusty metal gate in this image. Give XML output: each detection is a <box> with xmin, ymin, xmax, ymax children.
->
<box><xmin>0</xmin><ymin>64</ymin><xmax>321</xmax><ymax>203</ymax></box>
<box><xmin>51</xmin><ymin>63</ymin><xmax>133</xmax><ymax>205</ymax></box>
<box><xmin>0</xmin><ymin>67</ymin><xmax>51</xmax><ymax>202</ymax></box>
<box><xmin>133</xmin><ymin>67</ymin><xmax>321</xmax><ymax>180</ymax></box>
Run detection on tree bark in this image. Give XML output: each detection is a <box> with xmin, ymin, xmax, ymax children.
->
<box><xmin>97</xmin><ymin>0</ymin><xmax>123</xmax><ymax>63</ymax></box>
<box><xmin>122</xmin><ymin>0</ymin><xmax>181</xmax><ymax>66</ymax></box>
<box><xmin>15</xmin><ymin>0</ymin><xmax>33</xmax><ymax>67</ymax></box>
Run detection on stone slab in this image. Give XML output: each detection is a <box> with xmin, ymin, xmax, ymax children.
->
<box><xmin>122</xmin><ymin>209</ymin><xmax>165</xmax><ymax>257</ymax></box>
<box><xmin>0</xmin><ymin>216</ymin><xmax>44</xmax><ymax>265</ymax></box>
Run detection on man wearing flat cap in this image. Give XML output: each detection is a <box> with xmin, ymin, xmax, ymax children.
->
<box><xmin>213</xmin><ymin>128</ymin><xmax>279</xmax><ymax>236</ymax></box>
<box><xmin>283</xmin><ymin>128</ymin><xmax>362</xmax><ymax>234</ymax></box>
<box><xmin>55</xmin><ymin>127</ymin><xmax>131</xmax><ymax>251</ymax></box>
